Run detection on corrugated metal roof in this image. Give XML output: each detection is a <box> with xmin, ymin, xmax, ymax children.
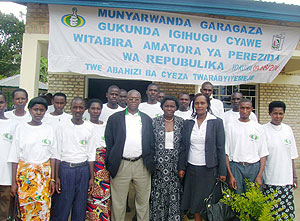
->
<box><xmin>0</xmin><ymin>75</ymin><xmax>48</xmax><ymax>89</ymax></box>
<box><xmin>12</xmin><ymin>0</ymin><xmax>300</xmax><ymax>22</ymax></box>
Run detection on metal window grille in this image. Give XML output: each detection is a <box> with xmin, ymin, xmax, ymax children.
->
<box><xmin>213</xmin><ymin>84</ymin><xmax>257</xmax><ymax>113</ymax></box>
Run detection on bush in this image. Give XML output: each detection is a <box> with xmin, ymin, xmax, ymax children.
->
<box><xmin>221</xmin><ymin>179</ymin><xmax>285</xmax><ymax>221</ymax></box>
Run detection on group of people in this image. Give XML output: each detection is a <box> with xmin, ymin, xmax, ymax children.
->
<box><xmin>0</xmin><ymin>81</ymin><xmax>298</xmax><ymax>221</ymax></box>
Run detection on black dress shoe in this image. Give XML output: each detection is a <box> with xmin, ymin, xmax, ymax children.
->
<box><xmin>126</xmin><ymin>205</ymin><xmax>131</xmax><ymax>213</ymax></box>
<box><xmin>132</xmin><ymin>214</ymin><xmax>137</xmax><ymax>221</ymax></box>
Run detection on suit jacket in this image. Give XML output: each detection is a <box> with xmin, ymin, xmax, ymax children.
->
<box><xmin>105</xmin><ymin>110</ymin><xmax>155</xmax><ymax>178</ymax></box>
<box><xmin>178</xmin><ymin>117</ymin><xmax>226</xmax><ymax>177</ymax></box>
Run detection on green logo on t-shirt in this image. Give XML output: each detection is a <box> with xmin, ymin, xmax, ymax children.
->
<box><xmin>80</xmin><ymin>139</ymin><xmax>88</xmax><ymax>145</ymax></box>
<box><xmin>249</xmin><ymin>134</ymin><xmax>258</xmax><ymax>141</ymax></box>
<box><xmin>42</xmin><ymin>139</ymin><xmax>51</xmax><ymax>145</ymax></box>
<box><xmin>284</xmin><ymin>139</ymin><xmax>291</xmax><ymax>145</ymax></box>
<box><xmin>3</xmin><ymin>133</ymin><xmax>13</xmax><ymax>141</ymax></box>
<box><xmin>101</xmin><ymin>136</ymin><xmax>105</xmax><ymax>141</ymax></box>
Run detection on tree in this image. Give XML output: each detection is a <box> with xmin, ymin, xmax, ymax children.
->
<box><xmin>40</xmin><ymin>56</ymin><xmax>48</xmax><ymax>83</ymax></box>
<box><xmin>0</xmin><ymin>12</ymin><xmax>25</xmax><ymax>78</ymax></box>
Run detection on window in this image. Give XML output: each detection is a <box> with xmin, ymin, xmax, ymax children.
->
<box><xmin>213</xmin><ymin>84</ymin><xmax>257</xmax><ymax>113</ymax></box>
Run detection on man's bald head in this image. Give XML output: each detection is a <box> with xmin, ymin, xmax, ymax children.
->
<box><xmin>127</xmin><ymin>90</ymin><xmax>141</xmax><ymax>114</ymax></box>
<box><xmin>127</xmin><ymin>89</ymin><xmax>141</xmax><ymax>98</ymax></box>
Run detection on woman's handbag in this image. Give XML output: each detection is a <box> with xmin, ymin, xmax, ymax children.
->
<box><xmin>202</xmin><ymin>179</ymin><xmax>235</xmax><ymax>221</ymax></box>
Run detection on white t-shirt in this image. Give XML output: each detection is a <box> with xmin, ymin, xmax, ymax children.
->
<box><xmin>4</xmin><ymin>110</ymin><xmax>31</xmax><ymax>123</ymax></box>
<box><xmin>46</xmin><ymin>105</ymin><xmax>55</xmax><ymax>114</ymax></box>
<box><xmin>139</xmin><ymin>102</ymin><xmax>163</xmax><ymax>119</ymax></box>
<box><xmin>7</xmin><ymin>123</ymin><xmax>58</xmax><ymax>164</ymax></box>
<box><xmin>263</xmin><ymin>122</ymin><xmax>298</xmax><ymax>186</ymax></box>
<box><xmin>123</xmin><ymin>111</ymin><xmax>142</xmax><ymax>158</ymax></box>
<box><xmin>56</xmin><ymin>120</ymin><xmax>97</xmax><ymax>163</ymax></box>
<box><xmin>90</xmin><ymin>122</ymin><xmax>106</xmax><ymax>148</ymax></box>
<box><xmin>83</xmin><ymin>110</ymin><xmax>90</xmax><ymax>121</ymax></box>
<box><xmin>188</xmin><ymin>112</ymin><xmax>216</xmax><ymax>166</ymax></box>
<box><xmin>99</xmin><ymin>104</ymin><xmax>124</xmax><ymax>123</ymax></box>
<box><xmin>224</xmin><ymin>109</ymin><xmax>257</xmax><ymax>127</ymax></box>
<box><xmin>42</xmin><ymin>112</ymin><xmax>72</xmax><ymax>129</ymax></box>
<box><xmin>174</xmin><ymin>110</ymin><xmax>193</xmax><ymax>120</ymax></box>
<box><xmin>225</xmin><ymin>120</ymin><xmax>269</xmax><ymax>163</ymax></box>
<box><xmin>210</xmin><ymin>98</ymin><xmax>225</xmax><ymax>120</ymax></box>
<box><xmin>0</xmin><ymin>119</ymin><xmax>17</xmax><ymax>185</ymax></box>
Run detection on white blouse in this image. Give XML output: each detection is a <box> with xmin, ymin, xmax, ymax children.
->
<box><xmin>165</xmin><ymin>131</ymin><xmax>174</xmax><ymax>149</ymax></box>
<box><xmin>188</xmin><ymin>112</ymin><xmax>216</xmax><ymax>166</ymax></box>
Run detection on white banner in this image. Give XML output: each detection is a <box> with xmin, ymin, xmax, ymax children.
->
<box><xmin>48</xmin><ymin>5</ymin><xmax>300</xmax><ymax>85</ymax></box>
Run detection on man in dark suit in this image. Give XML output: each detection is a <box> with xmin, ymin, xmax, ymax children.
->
<box><xmin>105</xmin><ymin>89</ymin><xmax>155</xmax><ymax>221</ymax></box>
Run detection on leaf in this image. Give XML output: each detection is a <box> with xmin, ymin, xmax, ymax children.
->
<box><xmin>222</xmin><ymin>179</ymin><xmax>281</xmax><ymax>220</ymax></box>
<box><xmin>0</xmin><ymin>11</ymin><xmax>25</xmax><ymax>77</ymax></box>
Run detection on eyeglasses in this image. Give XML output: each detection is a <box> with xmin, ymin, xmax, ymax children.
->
<box><xmin>128</xmin><ymin>98</ymin><xmax>141</xmax><ymax>102</ymax></box>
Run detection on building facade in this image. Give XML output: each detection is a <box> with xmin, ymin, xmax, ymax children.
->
<box><xmin>16</xmin><ymin>2</ymin><xmax>300</xmax><ymax>167</ymax></box>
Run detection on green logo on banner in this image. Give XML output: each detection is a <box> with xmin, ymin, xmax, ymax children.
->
<box><xmin>61</xmin><ymin>7</ymin><xmax>86</xmax><ymax>28</ymax></box>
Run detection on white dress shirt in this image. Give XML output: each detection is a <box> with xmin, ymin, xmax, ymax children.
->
<box><xmin>123</xmin><ymin>110</ymin><xmax>142</xmax><ymax>158</ymax></box>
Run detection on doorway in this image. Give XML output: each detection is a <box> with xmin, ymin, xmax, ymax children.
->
<box><xmin>88</xmin><ymin>78</ymin><xmax>152</xmax><ymax>103</ymax></box>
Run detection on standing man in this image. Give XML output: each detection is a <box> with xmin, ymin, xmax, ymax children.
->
<box><xmin>139</xmin><ymin>83</ymin><xmax>163</xmax><ymax>118</ymax></box>
<box><xmin>43</xmin><ymin>92</ymin><xmax>71</xmax><ymax>127</ymax></box>
<box><xmin>118</xmin><ymin>89</ymin><xmax>128</xmax><ymax>108</ymax></box>
<box><xmin>0</xmin><ymin>92</ymin><xmax>17</xmax><ymax>220</ymax></box>
<box><xmin>44</xmin><ymin>93</ymin><xmax>55</xmax><ymax>113</ymax></box>
<box><xmin>53</xmin><ymin>97</ymin><xmax>96</xmax><ymax>220</ymax></box>
<box><xmin>225</xmin><ymin>99</ymin><xmax>269</xmax><ymax>194</ymax></box>
<box><xmin>99</xmin><ymin>85</ymin><xmax>124</xmax><ymax>123</ymax></box>
<box><xmin>200</xmin><ymin>82</ymin><xmax>225</xmax><ymax>120</ymax></box>
<box><xmin>105</xmin><ymin>90</ymin><xmax>155</xmax><ymax>221</ymax></box>
<box><xmin>5</xmin><ymin>88</ymin><xmax>31</xmax><ymax>122</ymax></box>
<box><xmin>174</xmin><ymin>92</ymin><xmax>192</xmax><ymax>120</ymax></box>
<box><xmin>42</xmin><ymin>93</ymin><xmax>71</xmax><ymax>217</ymax></box>
<box><xmin>224</xmin><ymin>92</ymin><xmax>257</xmax><ymax>127</ymax></box>
<box><xmin>157</xmin><ymin>91</ymin><xmax>165</xmax><ymax>103</ymax></box>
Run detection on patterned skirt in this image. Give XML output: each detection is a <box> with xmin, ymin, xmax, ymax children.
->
<box><xmin>86</xmin><ymin>147</ymin><xmax>111</xmax><ymax>221</ymax></box>
<box><xmin>17</xmin><ymin>160</ymin><xmax>51</xmax><ymax>221</ymax></box>
<box><xmin>264</xmin><ymin>184</ymin><xmax>295</xmax><ymax>220</ymax></box>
